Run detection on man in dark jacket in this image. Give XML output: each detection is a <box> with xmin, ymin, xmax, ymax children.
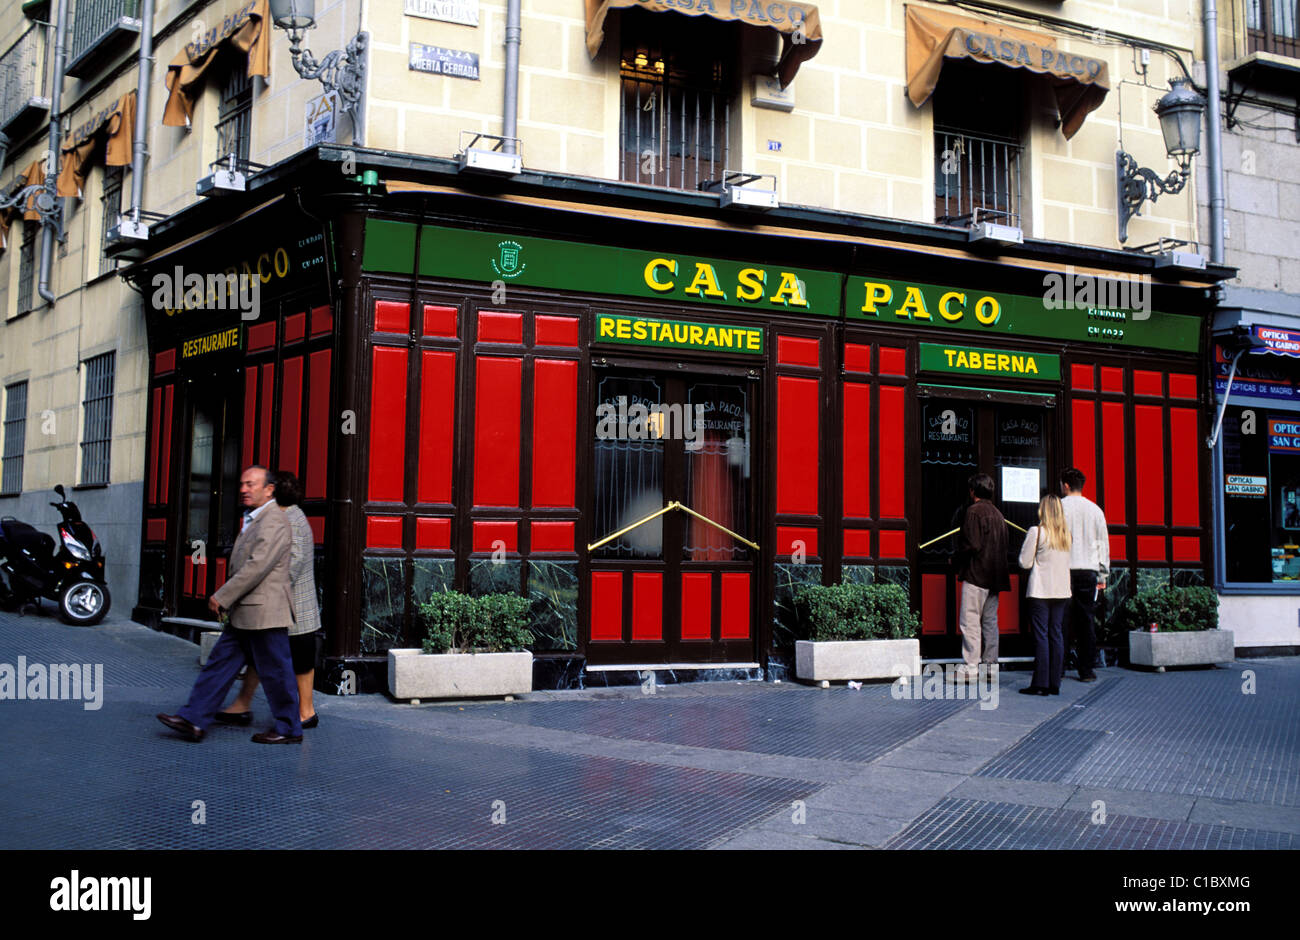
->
<box><xmin>955</xmin><ymin>472</ymin><xmax>1010</xmax><ymax>677</ymax></box>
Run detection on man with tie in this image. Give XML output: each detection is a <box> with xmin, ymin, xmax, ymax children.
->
<box><xmin>157</xmin><ymin>465</ymin><xmax>303</xmax><ymax>743</ymax></box>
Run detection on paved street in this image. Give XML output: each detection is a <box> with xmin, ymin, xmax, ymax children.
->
<box><xmin>1</xmin><ymin>607</ymin><xmax>1297</xmax><ymax>850</ymax></box>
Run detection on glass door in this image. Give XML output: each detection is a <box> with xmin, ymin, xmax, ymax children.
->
<box><xmin>178</xmin><ymin>375</ymin><xmax>241</xmax><ymax>618</ymax></box>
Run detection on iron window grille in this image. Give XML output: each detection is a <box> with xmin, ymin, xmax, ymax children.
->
<box><xmin>17</xmin><ymin>222</ymin><xmax>36</xmax><ymax>314</ymax></box>
<box><xmin>216</xmin><ymin>52</ymin><xmax>253</xmax><ymax>166</ymax></box>
<box><xmin>0</xmin><ymin>26</ymin><xmax>50</xmax><ymax>132</ymax></box>
<box><xmin>1246</xmin><ymin>0</ymin><xmax>1299</xmax><ymax>57</ymax></box>
<box><xmin>619</xmin><ymin>14</ymin><xmax>735</xmax><ymax>191</ymax></box>
<box><xmin>69</xmin><ymin>0</ymin><xmax>141</xmax><ymax>65</ymax></box>
<box><xmin>1</xmin><ymin>380</ymin><xmax>27</xmax><ymax>495</ymax></box>
<box><xmin>80</xmin><ymin>351</ymin><xmax>115</xmax><ymax>485</ymax></box>
<box><xmin>934</xmin><ymin>127</ymin><xmax>1023</xmax><ymax>228</ymax></box>
<box><xmin>101</xmin><ymin>165</ymin><xmax>123</xmax><ymax>274</ymax></box>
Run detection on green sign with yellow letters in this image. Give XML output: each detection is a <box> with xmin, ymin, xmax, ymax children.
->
<box><xmin>919</xmin><ymin>342</ymin><xmax>1060</xmax><ymax>381</ymax></box>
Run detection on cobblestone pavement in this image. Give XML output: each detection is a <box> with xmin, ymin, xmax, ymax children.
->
<box><xmin>1</xmin><ymin>607</ymin><xmax>1297</xmax><ymax>849</ymax></box>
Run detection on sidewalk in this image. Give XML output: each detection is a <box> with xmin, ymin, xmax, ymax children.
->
<box><xmin>1</xmin><ymin>607</ymin><xmax>1296</xmax><ymax>849</ymax></box>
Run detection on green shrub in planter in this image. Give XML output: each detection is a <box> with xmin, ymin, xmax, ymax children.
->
<box><xmin>418</xmin><ymin>591</ymin><xmax>534</xmax><ymax>653</ymax></box>
<box><xmin>793</xmin><ymin>582</ymin><xmax>919</xmax><ymax>641</ymax></box>
<box><xmin>1122</xmin><ymin>585</ymin><xmax>1219</xmax><ymax>633</ymax></box>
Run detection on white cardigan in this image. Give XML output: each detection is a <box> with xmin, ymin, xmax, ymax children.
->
<box><xmin>1019</xmin><ymin>526</ymin><xmax>1072</xmax><ymax>599</ymax></box>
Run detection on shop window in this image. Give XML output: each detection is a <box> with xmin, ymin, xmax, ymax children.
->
<box><xmin>80</xmin><ymin>351</ymin><xmax>115</xmax><ymax>485</ymax></box>
<box><xmin>619</xmin><ymin>9</ymin><xmax>737</xmax><ymax>191</ymax></box>
<box><xmin>16</xmin><ymin>222</ymin><xmax>36</xmax><ymax>314</ymax></box>
<box><xmin>1222</xmin><ymin>405</ymin><xmax>1300</xmax><ymax>583</ymax></box>
<box><xmin>933</xmin><ymin>61</ymin><xmax>1024</xmax><ymax>228</ymax></box>
<box><xmin>100</xmin><ymin>164</ymin><xmax>123</xmax><ymax>276</ymax></box>
<box><xmin>1246</xmin><ymin>0</ymin><xmax>1299</xmax><ymax>57</ymax></box>
<box><xmin>215</xmin><ymin>48</ymin><xmax>252</xmax><ymax>167</ymax></box>
<box><xmin>1</xmin><ymin>380</ymin><xmax>27</xmax><ymax>495</ymax></box>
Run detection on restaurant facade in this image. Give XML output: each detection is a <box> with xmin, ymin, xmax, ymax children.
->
<box><xmin>122</xmin><ymin>146</ymin><xmax>1229</xmax><ymax>691</ymax></box>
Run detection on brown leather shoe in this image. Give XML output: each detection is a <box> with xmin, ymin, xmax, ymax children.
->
<box><xmin>157</xmin><ymin>713</ymin><xmax>204</xmax><ymax>742</ymax></box>
<box><xmin>251</xmin><ymin>730</ymin><xmax>303</xmax><ymax>744</ymax></box>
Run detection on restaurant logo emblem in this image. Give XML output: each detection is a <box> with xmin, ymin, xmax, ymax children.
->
<box><xmin>492</xmin><ymin>240</ymin><xmax>526</xmax><ymax>279</ymax></box>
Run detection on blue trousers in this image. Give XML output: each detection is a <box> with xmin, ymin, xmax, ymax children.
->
<box><xmin>1027</xmin><ymin>598</ymin><xmax>1068</xmax><ymax>691</ymax></box>
<box><xmin>178</xmin><ymin>626</ymin><xmax>301</xmax><ymax>736</ymax></box>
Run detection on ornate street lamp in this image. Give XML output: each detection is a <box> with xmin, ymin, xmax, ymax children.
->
<box><xmin>1116</xmin><ymin>78</ymin><xmax>1206</xmax><ymax>243</ymax></box>
<box><xmin>267</xmin><ymin>0</ymin><xmax>368</xmax><ymax>145</ymax></box>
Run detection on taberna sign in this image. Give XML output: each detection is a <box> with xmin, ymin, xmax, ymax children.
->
<box><xmin>918</xmin><ymin>342</ymin><xmax>1060</xmax><ymax>381</ymax></box>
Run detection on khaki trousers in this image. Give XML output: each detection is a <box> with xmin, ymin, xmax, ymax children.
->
<box><xmin>959</xmin><ymin>581</ymin><xmax>1000</xmax><ymax>667</ymax></box>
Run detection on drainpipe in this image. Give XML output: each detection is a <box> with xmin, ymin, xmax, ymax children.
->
<box><xmin>503</xmin><ymin>0</ymin><xmax>520</xmax><ymax>153</ymax></box>
<box><xmin>37</xmin><ymin>0</ymin><xmax>69</xmax><ymax>306</ymax></box>
<box><xmin>128</xmin><ymin>0</ymin><xmax>155</xmax><ymax>223</ymax></box>
<box><xmin>1203</xmin><ymin>0</ymin><xmax>1225</xmax><ymax>265</ymax></box>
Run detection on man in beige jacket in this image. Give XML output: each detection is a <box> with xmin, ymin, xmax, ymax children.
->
<box><xmin>157</xmin><ymin>465</ymin><xmax>303</xmax><ymax>743</ymax></box>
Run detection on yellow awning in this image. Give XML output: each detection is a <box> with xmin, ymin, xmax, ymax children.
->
<box><xmin>163</xmin><ymin>0</ymin><xmax>271</xmax><ymax>127</ymax></box>
<box><xmin>57</xmin><ymin>90</ymin><xmax>136</xmax><ymax>198</ymax></box>
<box><xmin>585</xmin><ymin>0</ymin><xmax>823</xmax><ymax>88</ymax></box>
<box><xmin>905</xmin><ymin>5</ymin><xmax>1109</xmax><ymax>139</ymax></box>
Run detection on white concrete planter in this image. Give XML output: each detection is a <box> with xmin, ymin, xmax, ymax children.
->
<box><xmin>199</xmin><ymin>630</ymin><xmax>222</xmax><ymax>666</ymax></box>
<box><xmin>795</xmin><ymin>638</ymin><xmax>921</xmax><ymax>683</ymax></box>
<box><xmin>1128</xmin><ymin>629</ymin><xmax>1234</xmax><ymax>670</ymax></box>
<box><xmin>388</xmin><ymin>648</ymin><xmax>532</xmax><ymax>700</ymax></box>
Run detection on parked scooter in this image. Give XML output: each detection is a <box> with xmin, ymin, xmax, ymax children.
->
<box><xmin>0</xmin><ymin>485</ymin><xmax>111</xmax><ymax>625</ymax></box>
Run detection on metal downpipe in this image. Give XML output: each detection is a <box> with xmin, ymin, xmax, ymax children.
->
<box><xmin>129</xmin><ymin>0</ymin><xmax>155</xmax><ymax>220</ymax></box>
<box><xmin>1203</xmin><ymin>0</ymin><xmax>1226</xmax><ymax>265</ymax></box>
<box><xmin>37</xmin><ymin>0</ymin><xmax>70</xmax><ymax>306</ymax></box>
<box><xmin>503</xmin><ymin>0</ymin><xmax>521</xmax><ymax>153</ymax></box>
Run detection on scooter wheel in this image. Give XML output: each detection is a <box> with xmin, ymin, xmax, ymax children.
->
<box><xmin>58</xmin><ymin>581</ymin><xmax>110</xmax><ymax>626</ymax></box>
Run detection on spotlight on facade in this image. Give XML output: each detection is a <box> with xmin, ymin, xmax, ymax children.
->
<box><xmin>196</xmin><ymin>154</ymin><xmax>249</xmax><ymax>196</ymax></box>
<box><xmin>967</xmin><ymin>208</ymin><xmax>1024</xmax><ymax>246</ymax></box>
<box><xmin>456</xmin><ymin>131</ymin><xmax>523</xmax><ymax>176</ymax></box>
<box><xmin>1116</xmin><ymin>77</ymin><xmax>1205</xmax><ymax>243</ymax></box>
<box><xmin>704</xmin><ymin>171</ymin><xmax>779</xmax><ymax>211</ymax></box>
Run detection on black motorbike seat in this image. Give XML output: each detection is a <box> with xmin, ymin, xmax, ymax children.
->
<box><xmin>0</xmin><ymin>519</ymin><xmax>55</xmax><ymax>562</ymax></box>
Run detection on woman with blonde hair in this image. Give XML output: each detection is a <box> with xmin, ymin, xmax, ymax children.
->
<box><xmin>1019</xmin><ymin>492</ymin><xmax>1072</xmax><ymax>695</ymax></box>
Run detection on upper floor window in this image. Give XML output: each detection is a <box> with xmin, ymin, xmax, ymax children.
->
<box><xmin>619</xmin><ymin>10</ymin><xmax>738</xmax><ymax>191</ymax></box>
<box><xmin>215</xmin><ymin>48</ymin><xmax>253</xmax><ymax>166</ymax></box>
<box><xmin>100</xmin><ymin>165</ymin><xmax>124</xmax><ymax>276</ymax></box>
<box><xmin>17</xmin><ymin>223</ymin><xmax>37</xmax><ymax>315</ymax></box>
<box><xmin>80</xmin><ymin>351</ymin><xmax>115</xmax><ymax>486</ymax></box>
<box><xmin>1</xmin><ymin>380</ymin><xmax>27</xmax><ymax>496</ymax></box>
<box><xmin>932</xmin><ymin>62</ymin><xmax>1024</xmax><ymax>229</ymax></box>
<box><xmin>1247</xmin><ymin>0</ymin><xmax>1299</xmax><ymax>57</ymax></box>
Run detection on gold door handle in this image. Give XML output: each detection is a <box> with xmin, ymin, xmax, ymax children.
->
<box><xmin>672</xmin><ymin>500</ymin><xmax>760</xmax><ymax>552</ymax></box>
<box><xmin>919</xmin><ymin>518</ymin><xmax>1027</xmax><ymax>550</ymax></box>
<box><xmin>586</xmin><ymin>500</ymin><xmax>760</xmax><ymax>553</ymax></box>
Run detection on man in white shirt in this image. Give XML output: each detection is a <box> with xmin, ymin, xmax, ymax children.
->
<box><xmin>1059</xmin><ymin>467</ymin><xmax>1110</xmax><ymax>682</ymax></box>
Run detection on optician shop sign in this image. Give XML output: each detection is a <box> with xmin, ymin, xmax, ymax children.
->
<box><xmin>595</xmin><ymin>313</ymin><xmax>764</xmax><ymax>355</ymax></box>
<box><xmin>919</xmin><ymin>342</ymin><xmax>1060</xmax><ymax>381</ymax></box>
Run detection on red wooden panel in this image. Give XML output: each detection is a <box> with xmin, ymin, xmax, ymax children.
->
<box><xmin>775</xmin><ymin>375</ymin><xmax>819</xmax><ymax>515</ymax></box>
<box><xmin>844</xmin><ymin>342</ymin><xmax>872</xmax><ymax>373</ymax></box>
<box><xmin>776</xmin><ymin>525</ymin><xmax>818</xmax><ymax>557</ymax></box>
<box><xmin>878</xmin><ymin>385</ymin><xmax>906</xmax><ymax>518</ymax></box>
<box><xmin>478</xmin><ymin>311</ymin><xmax>524</xmax><ymax>344</ymax></box>
<box><xmin>532</xmin><ymin>359</ymin><xmax>578</xmax><ymax>508</ymax></box>
<box><xmin>368</xmin><ymin>347</ymin><xmax>408</xmax><ymax>502</ymax></box>
<box><xmin>535</xmin><ymin>315</ymin><xmax>579</xmax><ymax>347</ymax></box>
<box><xmin>1170</xmin><ymin>408</ymin><xmax>1199</xmax><ymax>527</ymax></box>
<box><xmin>632</xmin><ymin>572</ymin><xmax>663</xmax><ymax>641</ymax></box>
<box><xmin>145</xmin><ymin>518</ymin><xmax>166</xmax><ymax>542</ymax></box>
<box><xmin>1133</xmin><ymin>370</ymin><xmax>1163</xmax><ymax>397</ymax></box>
<box><xmin>998</xmin><ymin>574</ymin><xmax>1020</xmax><ymax>634</ymax></box>
<box><xmin>776</xmin><ymin>335</ymin><xmax>819</xmax><ymax>367</ymax></box>
<box><xmin>680</xmin><ymin>572</ymin><xmax>712</xmax><ymax>641</ymax></box>
<box><xmin>416</xmin><ymin>517</ymin><xmax>452</xmax><ymax>551</ymax></box>
<box><xmin>422</xmin><ymin>304</ymin><xmax>458</xmax><ymax>338</ymax></box>
<box><xmin>258</xmin><ymin>363</ymin><xmax>275</xmax><ymax>465</ymax></box>
<box><xmin>306</xmin><ymin>350</ymin><xmax>331</xmax><ymax>500</ymax></box>
<box><xmin>1138</xmin><ymin>535</ymin><xmax>1166</xmax><ymax>561</ymax></box>
<box><xmin>878</xmin><ymin>346</ymin><xmax>907</xmax><ymax>377</ymax></box>
<box><xmin>921</xmin><ymin>573</ymin><xmax>947</xmax><ymax>635</ymax></box>
<box><xmin>161</xmin><ymin>385</ymin><xmax>174</xmax><ymax>504</ymax></box>
<box><xmin>720</xmin><ymin>572</ymin><xmax>750</xmax><ymax>639</ymax></box>
<box><xmin>473</xmin><ymin>357</ymin><xmax>522</xmax><ymax>507</ymax></box>
<box><xmin>247</xmin><ymin>321</ymin><xmax>276</xmax><ymax>352</ymax></box>
<box><xmin>590</xmin><ymin>572</ymin><xmax>622</xmax><ymax>641</ymax></box>
<box><xmin>1134</xmin><ymin>404</ymin><xmax>1165</xmax><ymax>525</ymax></box>
<box><xmin>1101</xmin><ymin>400</ymin><xmax>1126</xmax><ymax>525</ymax></box>
<box><xmin>242</xmin><ymin>367</ymin><xmax>257</xmax><ymax>467</ymax></box>
<box><xmin>530</xmin><ymin>520</ymin><xmax>574</xmax><ymax>553</ymax></box>
<box><xmin>183</xmin><ymin>557</ymin><xmax>196</xmax><ymax>597</ymax></box>
<box><xmin>1071</xmin><ymin>399</ymin><xmax>1096</xmax><ymax>499</ymax></box>
<box><xmin>214</xmin><ymin>557</ymin><xmax>227</xmax><ymax>590</ymax></box>
<box><xmin>310</xmin><ymin>304</ymin><xmax>333</xmax><ymax>337</ymax></box>
<box><xmin>279</xmin><ymin>356</ymin><xmax>304</xmax><ymax>474</ymax></box>
<box><xmin>418</xmin><ymin>350</ymin><xmax>456</xmax><ymax>504</ymax></box>
<box><xmin>1168</xmin><ymin>373</ymin><xmax>1196</xmax><ymax>400</ymax></box>
<box><xmin>843</xmin><ymin>528</ymin><xmax>871</xmax><ymax>558</ymax></box>
<box><xmin>366</xmin><ymin>515</ymin><xmax>403</xmax><ymax>549</ymax></box>
<box><xmin>1109</xmin><ymin>533</ymin><xmax>1127</xmax><ymax>562</ymax></box>
<box><xmin>878</xmin><ymin>529</ymin><xmax>907</xmax><ymax>559</ymax></box>
<box><xmin>843</xmin><ymin>382</ymin><xmax>870</xmax><ymax>518</ymax></box>
<box><xmin>1070</xmin><ymin>363</ymin><xmax>1094</xmax><ymax>391</ymax></box>
<box><xmin>307</xmin><ymin>515</ymin><xmax>325</xmax><ymax>544</ymax></box>
<box><xmin>1100</xmin><ymin>366</ymin><xmax>1125</xmax><ymax>394</ymax></box>
<box><xmin>153</xmin><ymin>348</ymin><xmax>176</xmax><ymax>375</ymax></box>
<box><xmin>374</xmin><ymin>300</ymin><xmax>410</xmax><ymax>334</ymax></box>
<box><xmin>149</xmin><ymin>387</ymin><xmax>161</xmax><ymax>504</ymax></box>
<box><xmin>1172</xmin><ymin>536</ymin><xmax>1201</xmax><ymax>562</ymax></box>
<box><xmin>473</xmin><ymin>520</ymin><xmax>518</xmax><ymax>552</ymax></box>
<box><xmin>284</xmin><ymin>312</ymin><xmax>306</xmax><ymax>344</ymax></box>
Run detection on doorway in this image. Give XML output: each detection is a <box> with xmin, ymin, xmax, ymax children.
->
<box><xmin>586</xmin><ymin>368</ymin><xmax>759</xmax><ymax>666</ymax></box>
<box><xmin>178</xmin><ymin>372</ymin><xmax>241</xmax><ymax>618</ymax></box>
<box><xmin>917</xmin><ymin>391</ymin><xmax>1055</xmax><ymax>657</ymax></box>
